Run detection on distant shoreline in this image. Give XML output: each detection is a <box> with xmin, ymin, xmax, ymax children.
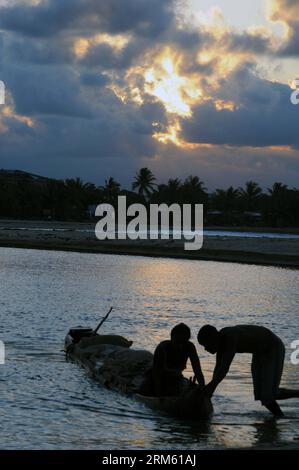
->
<box><xmin>0</xmin><ymin>239</ymin><xmax>299</xmax><ymax>269</ymax></box>
<box><xmin>1</xmin><ymin>218</ymin><xmax>299</xmax><ymax>234</ymax></box>
<box><xmin>0</xmin><ymin>219</ymin><xmax>299</xmax><ymax>268</ymax></box>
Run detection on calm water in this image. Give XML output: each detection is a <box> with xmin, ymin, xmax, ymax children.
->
<box><xmin>0</xmin><ymin>247</ymin><xmax>299</xmax><ymax>450</ymax></box>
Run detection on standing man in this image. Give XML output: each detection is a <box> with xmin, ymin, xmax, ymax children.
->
<box><xmin>197</xmin><ymin>324</ymin><xmax>299</xmax><ymax>416</ymax></box>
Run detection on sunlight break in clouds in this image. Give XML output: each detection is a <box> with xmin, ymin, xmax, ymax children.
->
<box><xmin>74</xmin><ymin>33</ymin><xmax>131</xmax><ymax>59</ymax></box>
<box><xmin>144</xmin><ymin>49</ymin><xmax>202</xmax><ymax>117</ymax></box>
<box><xmin>0</xmin><ymin>0</ymin><xmax>299</xmax><ymax>187</ymax></box>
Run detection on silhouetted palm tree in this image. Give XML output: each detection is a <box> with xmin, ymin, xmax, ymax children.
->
<box><xmin>64</xmin><ymin>177</ymin><xmax>94</xmax><ymax>192</ymax></box>
<box><xmin>64</xmin><ymin>177</ymin><xmax>94</xmax><ymax>217</ymax></box>
<box><xmin>152</xmin><ymin>178</ymin><xmax>182</xmax><ymax>204</ymax></box>
<box><xmin>268</xmin><ymin>182</ymin><xmax>289</xmax><ymax>196</ymax></box>
<box><xmin>101</xmin><ymin>177</ymin><xmax>121</xmax><ymax>203</ymax></box>
<box><xmin>132</xmin><ymin>167</ymin><xmax>156</xmax><ymax>199</ymax></box>
<box><xmin>43</xmin><ymin>179</ymin><xmax>67</xmax><ymax>218</ymax></box>
<box><xmin>213</xmin><ymin>186</ymin><xmax>240</xmax><ymax>211</ymax></box>
<box><xmin>239</xmin><ymin>181</ymin><xmax>263</xmax><ymax>210</ymax></box>
<box><xmin>181</xmin><ymin>176</ymin><xmax>207</xmax><ymax>204</ymax></box>
<box><xmin>265</xmin><ymin>182</ymin><xmax>292</xmax><ymax>227</ymax></box>
<box><xmin>167</xmin><ymin>178</ymin><xmax>182</xmax><ymax>194</ymax></box>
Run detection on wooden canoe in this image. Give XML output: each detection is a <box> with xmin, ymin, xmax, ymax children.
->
<box><xmin>64</xmin><ymin>328</ymin><xmax>213</xmax><ymax>420</ymax></box>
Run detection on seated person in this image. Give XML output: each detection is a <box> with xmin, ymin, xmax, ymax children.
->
<box><xmin>150</xmin><ymin>323</ymin><xmax>205</xmax><ymax>396</ymax></box>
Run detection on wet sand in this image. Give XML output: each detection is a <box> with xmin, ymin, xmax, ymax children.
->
<box><xmin>0</xmin><ymin>219</ymin><xmax>299</xmax><ymax>268</ymax></box>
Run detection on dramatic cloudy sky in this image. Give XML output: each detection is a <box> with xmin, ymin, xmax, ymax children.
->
<box><xmin>0</xmin><ymin>0</ymin><xmax>298</xmax><ymax>188</ymax></box>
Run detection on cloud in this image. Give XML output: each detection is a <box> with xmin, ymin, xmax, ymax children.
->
<box><xmin>224</xmin><ymin>31</ymin><xmax>272</xmax><ymax>54</ymax></box>
<box><xmin>80</xmin><ymin>72</ymin><xmax>109</xmax><ymax>88</ymax></box>
<box><xmin>180</xmin><ymin>65</ymin><xmax>299</xmax><ymax>148</ymax></box>
<box><xmin>0</xmin><ymin>0</ymin><xmax>175</xmax><ymax>38</ymax></box>
<box><xmin>2</xmin><ymin>63</ymin><xmax>92</xmax><ymax>118</ymax></box>
<box><xmin>4</xmin><ymin>33</ymin><xmax>74</xmax><ymax>65</ymax></box>
<box><xmin>271</xmin><ymin>0</ymin><xmax>299</xmax><ymax>56</ymax></box>
<box><xmin>0</xmin><ymin>0</ymin><xmax>299</xmax><ymax>189</ymax></box>
<box><xmin>0</xmin><ymin>70</ymin><xmax>167</xmax><ymax>163</ymax></box>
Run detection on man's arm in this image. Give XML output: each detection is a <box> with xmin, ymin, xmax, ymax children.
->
<box><xmin>153</xmin><ymin>343</ymin><xmax>167</xmax><ymax>396</ymax></box>
<box><xmin>189</xmin><ymin>343</ymin><xmax>205</xmax><ymax>387</ymax></box>
<box><xmin>153</xmin><ymin>342</ymin><xmax>167</xmax><ymax>370</ymax></box>
<box><xmin>205</xmin><ymin>350</ymin><xmax>235</xmax><ymax>397</ymax></box>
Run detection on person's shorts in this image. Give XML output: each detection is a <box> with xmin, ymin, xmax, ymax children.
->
<box><xmin>251</xmin><ymin>338</ymin><xmax>285</xmax><ymax>405</ymax></box>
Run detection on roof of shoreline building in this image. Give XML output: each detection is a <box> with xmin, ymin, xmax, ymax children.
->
<box><xmin>0</xmin><ymin>169</ymin><xmax>51</xmax><ymax>184</ymax></box>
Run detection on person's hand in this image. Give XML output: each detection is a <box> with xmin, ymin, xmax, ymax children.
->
<box><xmin>189</xmin><ymin>375</ymin><xmax>197</xmax><ymax>386</ymax></box>
<box><xmin>204</xmin><ymin>382</ymin><xmax>216</xmax><ymax>398</ymax></box>
<box><xmin>197</xmin><ymin>382</ymin><xmax>205</xmax><ymax>391</ymax></box>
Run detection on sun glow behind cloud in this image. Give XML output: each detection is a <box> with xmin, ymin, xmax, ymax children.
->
<box><xmin>0</xmin><ymin>106</ymin><xmax>35</xmax><ymax>133</ymax></box>
<box><xmin>144</xmin><ymin>51</ymin><xmax>202</xmax><ymax>117</ymax></box>
<box><xmin>134</xmin><ymin>48</ymin><xmax>202</xmax><ymax>147</ymax></box>
<box><xmin>74</xmin><ymin>33</ymin><xmax>131</xmax><ymax>58</ymax></box>
<box><xmin>70</xmin><ymin>1</ymin><xmax>294</xmax><ymax>151</ymax></box>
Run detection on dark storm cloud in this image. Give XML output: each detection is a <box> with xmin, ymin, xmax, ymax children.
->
<box><xmin>0</xmin><ymin>48</ymin><xmax>168</xmax><ymax>165</ymax></box>
<box><xmin>224</xmin><ymin>32</ymin><xmax>272</xmax><ymax>54</ymax></box>
<box><xmin>0</xmin><ymin>0</ymin><xmax>175</xmax><ymax>38</ymax></box>
<box><xmin>279</xmin><ymin>22</ymin><xmax>299</xmax><ymax>56</ymax></box>
<box><xmin>0</xmin><ymin>0</ymin><xmax>180</xmax><ymax>72</ymax></box>
<box><xmin>181</xmin><ymin>65</ymin><xmax>299</xmax><ymax>148</ymax></box>
<box><xmin>79</xmin><ymin>26</ymin><xmax>212</xmax><ymax>71</ymax></box>
<box><xmin>4</xmin><ymin>34</ymin><xmax>74</xmax><ymax>65</ymax></box>
<box><xmin>79</xmin><ymin>43</ymin><xmax>120</xmax><ymax>69</ymax></box>
<box><xmin>0</xmin><ymin>32</ymin><xmax>4</xmax><ymax>70</ymax></box>
<box><xmin>80</xmin><ymin>72</ymin><xmax>109</xmax><ymax>87</ymax></box>
<box><xmin>2</xmin><ymin>63</ymin><xmax>92</xmax><ymax>118</ymax></box>
<box><xmin>271</xmin><ymin>0</ymin><xmax>299</xmax><ymax>56</ymax></box>
<box><xmin>166</xmin><ymin>27</ymin><xmax>211</xmax><ymax>50</ymax></box>
<box><xmin>78</xmin><ymin>41</ymin><xmax>141</xmax><ymax>70</ymax></box>
<box><xmin>0</xmin><ymin>96</ymin><xmax>165</xmax><ymax>161</ymax></box>
<box><xmin>78</xmin><ymin>36</ymin><xmax>159</xmax><ymax>70</ymax></box>
<box><xmin>0</xmin><ymin>0</ymin><xmax>169</xmax><ymax>167</ymax></box>
<box><xmin>0</xmin><ymin>0</ymin><xmax>298</xmax><ymax>188</ymax></box>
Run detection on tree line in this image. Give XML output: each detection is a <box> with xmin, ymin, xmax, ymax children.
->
<box><xmin>0</xmin><ymin>168</ymin><xmax>298</xmax><ymax>227</ymax></box>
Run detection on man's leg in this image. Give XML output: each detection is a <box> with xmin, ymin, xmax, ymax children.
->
<box><xmin>264</xmin><ymin>401</ymin><xmax>284</xmax><ymax>417</ymax></box>
<box><xmin>276</xmin><ymin>388</ymin><xmax>299</xmax><ymax>400</ymax></box>
<box><xmin>252</xmin><ymin>342</ymin><xmax>286</xmax><ymax>416</ymax></box>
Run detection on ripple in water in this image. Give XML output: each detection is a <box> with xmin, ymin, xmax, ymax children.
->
<box><xmin>0</xmin><ymin>247</ymin><xmax>298</xmax><ymax>449</ymax></box>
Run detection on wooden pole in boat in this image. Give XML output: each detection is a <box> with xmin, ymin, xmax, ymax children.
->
<box><xmin>94</xmin><ymin>307</ymin><xmax>113</xmax><ymax>334</ymax></box>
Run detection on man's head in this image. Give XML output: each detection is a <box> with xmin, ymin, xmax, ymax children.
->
<box><xmin>197</xmin><ymin>325</ymin><xmax>219</xmax><ymax>354</ymax></box>
<box><xmin>171</xmin><ymin>323</ymin><xmax>191</xmax><ymax>345</ymax></box>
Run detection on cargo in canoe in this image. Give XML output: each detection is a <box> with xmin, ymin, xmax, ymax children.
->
<box><xmin>64</xmin><ymin>327</ymin><xmax>213</xmax><ymax>420</ymax></box>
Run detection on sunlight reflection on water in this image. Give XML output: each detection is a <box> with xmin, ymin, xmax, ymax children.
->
<box><xmin>0</xmin><ymin>247</ymin><xmax>298</xmax><ymax>449</ymax></box>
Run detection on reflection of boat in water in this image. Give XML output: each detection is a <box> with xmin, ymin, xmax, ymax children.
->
<box><xmin>64</xmin><ymin>327</ymin><xmax>213</xmax><ymax>420</ymax></box>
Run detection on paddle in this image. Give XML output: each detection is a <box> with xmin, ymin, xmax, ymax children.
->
<box><xmin>94</xmin><ymin>306</ymin><xmax>113</xmax><ymax>334</ymax></box>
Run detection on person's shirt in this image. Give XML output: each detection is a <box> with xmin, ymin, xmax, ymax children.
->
<box><xmin>218</xmin><ymin>325</ymin><xmax>280</xmax><ymax>355</ymax></box>
<box><xmin>211</xmin><ymin>325</ymin><xmax>281</xmax><ymax>386</ymax></box>
<box><xmin>153</xmin><ymin>340</ymin><xmax>197</xmax><ymax>373</ymax></box>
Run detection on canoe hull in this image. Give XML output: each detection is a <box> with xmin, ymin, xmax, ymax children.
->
<box><xmin>64</xmin><ymin>329</ymin><xmax>213</xmax><ymax>420</ymax></box>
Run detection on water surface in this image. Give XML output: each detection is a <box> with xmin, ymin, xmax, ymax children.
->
<box><xmin>0</xmin><ymin>247</ymin><xmax>298</xmax><ymax>449</ymax></box>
